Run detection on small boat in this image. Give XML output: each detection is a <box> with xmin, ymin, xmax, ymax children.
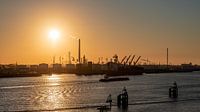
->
<box><xmin>97</xmin><ymin>105</ymin><xmax>110</xmax><ymax>111</ymax></box>
<box><xmin>99</xmin><ymin>77</ymin><xmax>129</xmax><ymax>82</ymax></box>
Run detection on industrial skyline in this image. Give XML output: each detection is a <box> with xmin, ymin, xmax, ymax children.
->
<box><xmin>0</xmin><ymin>0</ymin><xmax>200</xmax><ymax>64</ymax></box>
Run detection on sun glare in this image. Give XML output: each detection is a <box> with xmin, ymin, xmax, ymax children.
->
<box><xmin>47</xmin><ymin>74</ymin><xmax>60</xmax><ymax>80</ymax></box>
<box><xmin>48</xmin><ymin>29</ymin><xmax>60</xmax><ymax>42</ymax></box>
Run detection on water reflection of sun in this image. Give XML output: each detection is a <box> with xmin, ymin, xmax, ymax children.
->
<box><xmin>47</xmin><ymin>74</ymin><xmax>60</xmax><ymax>86</ymax></box>
<box><xmin>43</xmin><ymin>74</ymin><xmax>64</xmax><ymax>109</ymax></box>
<box><xmin>47</xmin><ymin>74</ymin><xmax>60</xmax><ymax>80</ymax></box>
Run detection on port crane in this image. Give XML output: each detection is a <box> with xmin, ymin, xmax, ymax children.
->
<box><xmin>120</xmin><ymin>55</ymin><xmax>141</xmax><ymax>66</ymax></box>
<box><xmin>134</xmin><ymin>56</ymin><xmax>141</xmax><ymax>66</ymax></box>
<box><xmin>113</xmin><ymin>54</ymin><xmax>119</xmax><ymax>63</ymax></box>
<box><xmin>125</xmin><ymin>55</ymin><xmax>132</xmax><ymax>65</ymax></box>
<box><xmin>129</xmin><ymin>55</ymin><xmax>135</xmax><ymax>65</ymax></box>
<box><xmin>141</xmin><ymin>58</ymin><xmax>151</xmax><ymax>65</ymax></box>
<box><xmin>120</xmin><ymin>56</ymin><xmax>127</xmax><ymax>64</ymax></box>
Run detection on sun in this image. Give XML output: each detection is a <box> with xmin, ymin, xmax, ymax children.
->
<box><xmin>48</xmin><ymin>29</ymin><xmax>60</xmax><ymax>42</ymax></box>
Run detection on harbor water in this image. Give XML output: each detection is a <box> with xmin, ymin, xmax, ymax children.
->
<box><xmin>1</xmin><ymin>72</ymin><xmax>200</xmax><ymax>112</ymax></box>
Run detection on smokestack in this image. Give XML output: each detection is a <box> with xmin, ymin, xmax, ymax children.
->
<box><xmin>78</xmin><ymin>39</ymin><xmax>81</xmax><ymax>63</ymax></box>
<box><xmin>68</xmin><ymin>52</ymin><xmax>71</xmax><ymax>64</ymax></box>
<box><xmin>167</xmin><ymin>48</ymin><xmax>168</xmax><ymax>67</ymax></box>
<box><xmin>53</xmin><ymin>56</ymin><xmax>55</xmax><ymax>64</ymax></box>
<box><xmin>59</xmin><ymin>56</ymin><xmax>61</xmax><ymax>64</ymax></box>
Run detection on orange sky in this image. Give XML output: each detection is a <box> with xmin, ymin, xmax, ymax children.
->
<box><xmin>0</xmin><ymin>0</ymin><xmax>200</xmax><ymax>65</ymax></box>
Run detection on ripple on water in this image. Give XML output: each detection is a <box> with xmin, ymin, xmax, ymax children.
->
<box><xmin>1</xmin><ymin>73</ymin><xmax>200</xmax><ymax>111</ymax></box>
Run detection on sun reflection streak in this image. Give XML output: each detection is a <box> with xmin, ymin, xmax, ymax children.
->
<box><xmin>42</xmin><ymin>74</ymin><xmax>65</xmax><ymax>109</ymax></box>
<box><xmin>47</xmin><ymin>74</ymin><xmax>60</xmax><ymax>80</ymax></box>
<box><xmin>46</xmin><ymin>74</ymin><xmax>61</xmax><ymax>86</ymax></box>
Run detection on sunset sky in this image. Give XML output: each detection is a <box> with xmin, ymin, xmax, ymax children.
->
<box><xmin>0</xmin><ymin>0</ymin><xmax>200</xmax><ymax>65</ymax></box>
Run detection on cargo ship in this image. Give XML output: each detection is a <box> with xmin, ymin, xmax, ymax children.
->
<box><xmin>106</xmin><ymin>63</ymin><xmax>144</xmax><ymax>76</ymax></box>
<box><xmin>105</xmin><ymin>55</ymin><xmax>144</xmax><ymax>76</ymax></box>
<box><xmin>99</xmin><ymin>77</ymin><xmax>129</xmax><ymax>82</ymax></box>
<box><xmin>75</xmin><ymin>54</ymin><xmax>144</xmax><ymax>76</ymax></box>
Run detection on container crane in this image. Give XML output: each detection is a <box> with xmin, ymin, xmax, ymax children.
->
<box><xmin>129</xmin><ymin>55</ymin><xmax>135</xmax><ymax>65</ymax></box>
<box><xmin>134</xmin><ymin>56</ymin><xmax>141</xmax><ymax>66</ymax></box>
<box><xmin>120</xmin><ymin>56</ymin><xmax>127</xmax><ymax>64</ymax></box>
<box><xmin>141</xmin><ymin>58</ymin><xmax>151</xmax><ymax>65</ymax></box>
<box><xmin>125</xmin><ymin>55</ymin><xmax>132</xmax><ymax>65</ymax></box>
<box><xmin>113</xmin><ymin>54</ymin><xmax>119</xmax><ymax>63</ymax></box>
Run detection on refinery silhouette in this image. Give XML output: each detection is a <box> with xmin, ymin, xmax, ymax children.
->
<box><xmin>0</xmin><ymin>39</ymin><xmax>199</xmax><ymax>78</ymax></box>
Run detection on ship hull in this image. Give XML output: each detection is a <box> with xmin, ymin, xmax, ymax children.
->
<box><xmin>99</xmin><ymin>77</ymin><xmax>129</xmax><ymax>82</ymax></box>
<box><xmin>106</xmin><ymin>66</ymin><xmax>144</xmax><ymax>76</ymax></box>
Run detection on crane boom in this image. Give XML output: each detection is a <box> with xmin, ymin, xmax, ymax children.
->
<box><xmin>120</xmin><ymin>56</ymin><xmax>127</xmax><ymax>64</ymax></box>
<box><xmin>125</xmin><ymin>55</ymin><xmax>131</xmax><ymax>64</ymax></box>
<box><xmin>129</xmin><ymin>55</ymin><xmax>135</xmax><ymax>65</ymax></box>
<box><xmin>134</xmin><ymin>56</ymin><xmax>141</xmax><ymax>66</ymax></box>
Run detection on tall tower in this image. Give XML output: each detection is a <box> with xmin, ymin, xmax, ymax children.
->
<box><xmin>59</xmin><ymin>56</ymin><xmax>62</xmax><ymax>64</ymax></box>
<box><xmin>53</xmin><ymin>56</ymin><xmax>55</xmax><ymax>64</ymax></box>
<box><xmin>167</xmin><ymin>48</ymin><xmax>169</xmax><ymax>67</ymax></box>
<box><xmin>78</xmin><ymin>39</ymin><xmax>81</xmax><ymax>63</ymax></box>
<box><xmin>68</xmin><ymin>52</ymin><xmax>71</xmax><ymax>64</ymax></box>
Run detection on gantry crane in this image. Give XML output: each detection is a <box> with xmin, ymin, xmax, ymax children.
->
<box><xmin>134</xmin><ymin>56</ymin><xmax>141</xmax><ymax>66</ymax></box>
<box><xmin>129</xmin><ymin>55</ymin><xmax>135</xmax><ymax>65</ymax></box>
<box><xmin>125</xmin><ymin>55</ymin><xmax>132</xmax><ymax>65</ymax></box>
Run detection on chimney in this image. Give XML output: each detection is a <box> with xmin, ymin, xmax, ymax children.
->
<box><xmin>78</xmin><ymin>39</ymin><xmax>81</xmax><ymax>63</ymax></box>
